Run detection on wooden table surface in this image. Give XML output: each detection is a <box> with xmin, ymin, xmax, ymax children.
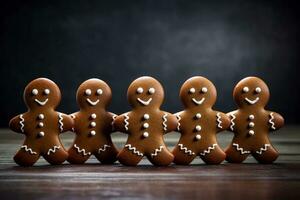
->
<box><xmin>0</xmin><ymin>127</ymin><xmax>300</xmax><ymax>199</ymax></box>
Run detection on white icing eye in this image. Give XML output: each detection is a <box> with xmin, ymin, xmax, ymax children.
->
<box><xmin>137</xmin><ymin>87</ymin><xmax>143</xmax><ymax>94</ymax></box>
<box><xmin>255</xmin><ymin>87</ymin><xmax>261</xmax><ymax>93</ymax></box>
<box><xmin>189</xmin><ymin>88</ymin><xmax>196</xmax><ymax>94</ymax></box>
<box><xmin>148</xmin><ymin>88</ymin><xmax>155</xmax><ymax>94</ymax></box>
<box><xmin>243</xmin><ymin>87</ymin><xmax>249</xmax><ymax>93</ymax></box>
<box><xmin>201</xmin><ymin>87</ymin><xmax>208</xmax><ymax>93</ymax></box>
<box><xmin>32</xmin><ymin>89</ymin><xmax>38</xmax><ymax>95</ymax></box>
<box><xmin>96</xmin><ymin>89</ymin><xmax>103</xmax><ymax>95</ymax></box>
<box><xmin>85</xmin><ymin>89</ymin><xmax>92</xmax><ymax>96</ymax></box>
<box><xmin>44</xmin><ymin>89</ymin><xmax>50</xmax><ymax>95</ymax></box>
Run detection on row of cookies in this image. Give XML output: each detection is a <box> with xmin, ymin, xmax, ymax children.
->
<box><xmin>9</xmin><ymin>76</ymin><xmax>284</xmax><ymax>166</ymax></box>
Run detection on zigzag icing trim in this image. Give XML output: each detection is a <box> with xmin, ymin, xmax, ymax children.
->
<box><xmin>216</xmin><ymin>113</ymin><xmax>222</xmax><ymax>129</ymax></box>
<box><xmin>178</xmin><ymin>144</ymin><xmax>195</xmax><ymax>155</ymax></box>
<box><xmin>74</xmin><ymin>144</ymin><xmax>91</xmax><ymax>156</ymax></box>
<box><xmin>151</xmin><ymin>145</ymin><xmax>164</xmax><ymax>158</ymax></box>
<box><xmin>176</xmin><ymin>114</ymin><xmax>181</xmax><ymax>131</ymax></box>
<box><xmin>58</xmin><ymin>113</ymin><xmax>64</xmax><ymax>132</ymax></box>
<box><xmin>112</xmin><ymin>114</ymin><xmax>117</xmax><ymax>126</ymax></box>
<box><xmin>230</xmin><ymin>113</ymin><xmax>236</xmax><ymax>131</ymax></box>
<box><xmin>47</xmin><ymin>145</ymin><xmax>60</xmax><ymax>155</ymax></box>
<box><xmin>124</xmin><ymin>144</ymin><xmax>143</xmax><ymax>156</ymax></box>
<box><xmin>269</xmin><ymin>112</ymin><xmax>276</xmax><ymax>130</ymax></box>
<box><xmin>124</xmin><ymin>114</ymin><xmax>129</xmax><ymax>131</ymax></box>
<box><xmin>162</xmin><ymin>113</ymin><xmax>168</xmax><ymax>131</ymax></box>
<box><xmin>98</xmin><ymin>144</ymin><xmax>111</xmax><ymax>154</ymax></box>
<box><xmin>256</xmin><ymin>144</ymin><xmax>271</xmax><ymax>155</ymax></box>
<box><xmin>19</xmin><ymin>114</ymin><xmax>25</xmax><ymax>133</ymax></box>
<box><xmin>21</xmin><ymin>145</ymin><xmax>37</xmax><ymax>155</ymax></box>
<box><xmin>200</xmin><ymin>144</ymin><xmax>218</xmax><ymax>156</ymax></box>
<box><xmin>233</xmin><ymin>143</ymin><xmax>250</xmax><ymax>154</ymax></box>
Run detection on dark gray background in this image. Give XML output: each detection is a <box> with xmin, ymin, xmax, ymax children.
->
<box><xmin>0</xmin><ymin>0</ymin><xmax>299</xmax><ymax>127</ymax></box>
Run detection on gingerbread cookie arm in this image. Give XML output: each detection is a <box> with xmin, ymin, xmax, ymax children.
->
<box><xmin>113</xmin><ymin>113</ymin><xmax>130</xmax><ymax>133</ymax></box>
<box><xmin>9</xmin><ymin>114</ymin><xmax>25</xmax><ymax>134</ymax></box>
<box><xmin>268</xmin><ymin>111</ymin><xmax>284</xmax><ymax>131</ymax></box>
<box><xmin>57</xmin><ymin>112</ymin><xmax>74</xmax><ymax>133</ymax></box>
<box><xmin>108</xmin><ymin>112</ymin><xmax>118</xmax><ymax>132</ymax></box>
<box><xmin>216</xmin><ymin>111</ymin><xmax>231</xmax><ymax>133</ymax></box>
<box><xmin>163</xmin><ymin>112</ymin><xmax>177</xmax><ymax>133</ymax></box>
<box><xmin>226</xmin><ymin>110</ymin><xmax>238</xmax><ymax>132</ymax></box>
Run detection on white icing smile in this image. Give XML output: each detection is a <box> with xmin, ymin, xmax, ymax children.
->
<box><xmin>34</xmin><ymin>98</ymin><xmax>49</xmax><ymax>106</ymax></box>
<box><xmin>245</xmin><ymin>97</ymin><xmax>259</xmax><ymax>105</ymax></box>
<box><xmin>86</xmin><ymin>98</ymin><xmax>99</xmax><ymax>106</ymax></box>
<box><xmin>137</xmin><ymin>98</ymin><xmax>152</xmax><ymax>106</ymax></box>
<box><xmin>192</xmin><ymin>97</ymin><xmax>205</xmax><ymax>105</ymax></box>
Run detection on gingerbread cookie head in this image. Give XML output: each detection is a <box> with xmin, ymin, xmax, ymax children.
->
<box><xmin>179</xmin><ymin>76</ymin><xmax>217</xmax><ymax>108</ymax></box>
<box><xmin>233</xmin><ymin>77</ymin><xmax>270</xmax><ymax>108</ymax></box>
<box><xmin>76</xmin><ymin>78</ymin><xmax>112</xmax><ymax>109</ymax></box>
<box><xmin>127</xmin><ymin>76</ymin><xmax>164</xmax><ymax>109</ymax></box>
<box><xmin>23</xmin><ymin>78</ymin><xmax>61</xmax><ymax>110</ymax></box>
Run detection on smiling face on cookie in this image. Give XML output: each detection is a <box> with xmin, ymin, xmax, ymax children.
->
<box><xmin>76</xmin><ymin>78</ymin><xmax>112</xmax><ymax>109</ymax></box>
<box><xmin>233</xmin><ymin>77</ymin><xmax>270</xmax><ymax>108</ymax></box>
<box><xmin>24</xmin><ymin>78</ymin><xmax>61</xmax><ymax>109</ymax></box>
<box><xmin>180</xmin><ymin>76</ymin><xmax>217</xmax><ymax>108</ymax></box>
<box><xmin>127</xmin><ymin>76</ymin><xmax>164</xmax><ymax>109</ymax></box>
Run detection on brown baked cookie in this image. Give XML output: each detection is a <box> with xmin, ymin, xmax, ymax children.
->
<box><xmin>225</xmin><ymin>77</ymin><xmax>284</xmax><ymax>163</ymax></box>
<box><xmin>67</xmin><ymin>79</ymin><xmax>118</xmax><ymax>164</ymax></box>
<box><xmin>114</xmin><ymin>76</ymin><xmax>177</xmax><ymax>166</ymax></box>
<box><xmin>9</xmin><ymin>78</ymin><xmax>74</xmax><ymax>166</ymax></box>
<box><xmin>172</xmin><ymin>76</ymin><xmax>230</xmax><ymax>165</ymax></box>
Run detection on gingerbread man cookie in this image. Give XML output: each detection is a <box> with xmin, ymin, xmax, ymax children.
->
<box><xmin>67</xmin><ymin>79</ymin><xmax>118</xmax><ymax>164</ymax></box>
<box><xmin>114</xmin><ymin>76</ymin><xmax>177</xmax><ymax>166</ymax></box>
<box><xmin>9</xmin><ymin>78</ymin><xmax>74</xmax><ymax>166</ymax></box>
<box><xmin>225</xmin><ymin>77</ymin><xmax>284</xmax><ymax>163</ymax></box>
<box><xmin>172</xmin><ymin>76</ymin><xmax>230</xmax><ymax>165</ymax></box>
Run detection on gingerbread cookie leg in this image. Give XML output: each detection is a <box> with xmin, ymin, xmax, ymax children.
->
<box><xmin>117</xmin><ymin>145</ymin><xmax>144</xmax><ymax>166</ymax></box>
<box><xmin>94</xmin><ymin>144</ymin><xmax>119</xmax><ymax>164</ymax></box>
<box><xmin>147</xmin><ymin>145</ymin><xmax>174</xmax><ymax>166</ymax></box>
<box><xmin>67</xmin><ymin>144</ymin><xmax>92</xmax><ymax>164</ymax></box>
<box><xmin>252</xmin><ymin>144</ymin><xmax>279</xmax><ymax>164</ymax></box>
<box><xmin>172</xmin><ymin>143</ymin><xmax>197</xmax><ymax>165</ymax></box>
<box><xmin>14</xmin><ymin>147</ymin><xmax>40</xmax><ymax>166</ymax></box>
<box><xmin>43</xmin><ymin>145</ymin><xmax>68</xmax><ymax>165</ymax></box>
<box><xmin>225</xmin><ymin>143</ymin><xmax>250</xmax><ymax>163</ymax></box>
<box><xmin>200</xmin><ymin>144</ymin><xmax>226</xmax><ymax>165</ymax></box>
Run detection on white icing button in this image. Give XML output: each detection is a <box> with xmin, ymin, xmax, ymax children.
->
<box><xmin>195</xmin><ymin>113</ymin><xmax>202</xmax><ymax>119</ymax></box>
<box><xmin>38</xmin><ymin>122</ymin><xmax>44</xmax><ymax>128</ymax></box>
<box><xmin>91</xmin><ymin>113</ymin><xmax>97</xmax><ymax>119</ymax></box>
<box><xmin>195</xmin><ymin>125</ymin><xmax>202</xmax><ymax>131</ymax></box>
<box><xmin>90</xmin><ymin>130</ymin><xmax>96</xmax><ymax>136</ymax></box>
<box><xmin>38</xmin><ymin>131</ymin><xmax>45</xmax><ymax>137</ymax></box>
<box><xmin>143</xmin><ymin>123</ymin><xmax>149</xmax><ymax>129</ymax></box>
<box><xmin>248</xmin><ymin>130</ymin><xmax>255</xmax><ymax>136</ymax></box>
<box><xmin>32</xmin><ymin>89</ymin><xmax>38</xmax><ymax>95</ymax></box>
<box><xmin>143</xmin><ymin>114</ymin><xmax>150</xmax><ymax>120</ymax></box>
<box><xmin>249</xmin><ymin>122</ymin><xmax>255</xmax><ymax>128</ymax></box>
<box><xmin>38</xmin><ymin>114</ymin><xmax>44</xmax><ymax>120</ymax></box>
<box><xmin>195</xmin><ymin>134</ymin><xmax>201</xmax><ymax>140</ymax></box>
<box><xmin>90</xmin><ymin>122</ymin><xmax>96</xmax><ymax>127</ymax></box>
<box><xmin>143</xmin><ymin>132</ymin><xmax>149</xmax><ymax>138</ymax></box>
<box><xmin>249</xmin><ymin>115</ymin><xmax>255</xmax><ymax>120</ymax></box>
